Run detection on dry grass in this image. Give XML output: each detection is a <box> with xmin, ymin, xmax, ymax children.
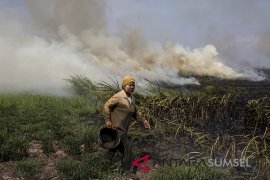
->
<box><xmin>67</xmin><ymin>75</ymin><xmax>270</xmax><ymax>178</ymax></box>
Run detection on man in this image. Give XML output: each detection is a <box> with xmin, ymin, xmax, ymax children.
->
<box><xmin>103</xmin><ymin>75</ymin><xmax>150</xmax><ymax>173</ymax></box>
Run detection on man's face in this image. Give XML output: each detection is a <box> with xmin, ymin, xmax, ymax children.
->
<box><xmin>124</xmin><ymin>83</ymin><xmax>135</xmax><ymax>95</ymax></box>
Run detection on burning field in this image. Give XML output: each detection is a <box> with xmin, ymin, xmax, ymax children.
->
<box><xmin>1</xmin><ymin>0</ymin><xmax>270</xmax><ymax>179</ymax></box>
<box><xmin>1</xmin><ymin>76</ymin><xmax>270</xmax><ymax>179</ymax></box>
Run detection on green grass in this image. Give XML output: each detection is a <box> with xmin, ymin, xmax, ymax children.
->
<box><xmin>56</xmin><ymin>152</ymin><xmax>112</xmax><ymax>179</ymax></box>
<box><xmin>0</xmin><ymin>94</ymin><xmax>99</xmax><ymax>161</ymax></box>
<box><xmin>151</xmin><ymin>165</ymin><xmax>230</xmax><ymax>180</ymax></box>
<box><xmin>15</xmin><ymin>159</ymin><xmax>44</xmax><ymax>180</ymax></box>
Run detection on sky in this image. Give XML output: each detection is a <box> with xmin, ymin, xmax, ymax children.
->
<box><xmin>0</xmin><ymin>0</ymin><xmax>269</xmax><ymax>95</ymax></box>
<box><xmin>106</xmin><ymin>0</ymin><xmax>270</xmax><ymax>67</ymax></box>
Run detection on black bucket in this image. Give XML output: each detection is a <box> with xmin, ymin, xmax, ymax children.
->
<box><xmin>98</xmin><ymin>126</ymin><xmax>121</xmax><ymax>149</ymax></box>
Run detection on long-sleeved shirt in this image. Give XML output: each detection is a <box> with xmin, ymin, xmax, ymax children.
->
<box><xmin>103</xmin><ymin>90</ymin><xmax>143</xmax><ymax>132</ymax></box>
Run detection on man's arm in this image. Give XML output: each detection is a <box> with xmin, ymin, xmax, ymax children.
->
<box><xmin>103</xmin><ymin>95</ymin><xmax>119</xmax><ymax>127</ymax></box>
<box><xmin>133</xmin><ymin>106</ymin><xmax>150</xmax><ymax>129</ymax></box>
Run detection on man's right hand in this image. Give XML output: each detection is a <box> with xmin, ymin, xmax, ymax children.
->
<box><xmin>105</xmin><ymin>118</ymin><xmax>113</xmax><ymax>128</ymax></box>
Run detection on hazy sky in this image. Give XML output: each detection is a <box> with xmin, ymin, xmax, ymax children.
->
<box><xmin>106</xmin><ymin>0</ymin><xmax>270</xmax><ymax>67</ymax></box>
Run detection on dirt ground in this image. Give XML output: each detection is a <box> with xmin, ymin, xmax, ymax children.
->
<box><xmin>1</xmin><ymin>139</ymin><xmax>157</xmax><ymax>180</ymax></box>
<box><xmin>0</xmin><ymin>140</ymin><xmax>67</xmax><ymax>180</ymax></box>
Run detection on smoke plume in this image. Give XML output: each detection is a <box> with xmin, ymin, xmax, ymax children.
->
<box><xmin>0</xmin><ymin>0</ymin><xmax>265</xmax><ymax>95</ymax></box>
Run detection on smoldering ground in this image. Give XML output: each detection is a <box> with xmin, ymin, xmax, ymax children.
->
<box><xmin>0</xmin><ymin>0</ymin><xmax>268</xmax><ymax>95</ymax></box>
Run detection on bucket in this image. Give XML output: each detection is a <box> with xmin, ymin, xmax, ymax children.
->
<box><xmin>98</xmin><ymin>126</ymin><xmax>121</xmax><ymax>149</ymax></box>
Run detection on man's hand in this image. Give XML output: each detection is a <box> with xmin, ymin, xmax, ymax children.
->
<box><xmin>105</xmin><ymin>118</ymin><xmax>113</xmax><ymax>128</ymax></box>
<box><xmin>143</xmin><ymin>119</ymin><xmax>150</xmax><ymax>129</ymax></box>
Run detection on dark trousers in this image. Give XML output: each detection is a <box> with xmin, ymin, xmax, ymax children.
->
<box><xmin>103</xmin><ymin>132</ymin><xmax>133</xmax><ymax>171</ymax></box>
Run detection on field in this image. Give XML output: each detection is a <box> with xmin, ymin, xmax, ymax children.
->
<box><xmin>1</xmin><ymin>75</ymin><xmax>270</xmax><ymax>179</ymax></box>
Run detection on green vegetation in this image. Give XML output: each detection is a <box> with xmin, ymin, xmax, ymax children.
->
<box><xmin>151</xmin><ymin>165</ymin><xmax>230</xmax><ymax>180</ymax></box>
<box><xmin>15</xmin><ymin>159</ymin><xmax>44</xmax><ymax>180</ymax></box>
<box><xmin>0</xmin><ymin>94</ymin><xmax>98</xmax><ymax>161</ymax></box>
<box><xmin>56</xmin><ymin>152</ymin><xmax>112</xmax><ymax>179</ymax></box>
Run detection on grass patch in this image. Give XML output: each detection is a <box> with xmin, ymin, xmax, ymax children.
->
<box><xmin>56</xmin><ymin>152</ymin><xmax>112</xmax><ymax>179</ymax></box>
<box><xmin>151</xmin><ymin>165</ymin><xmax>230</xmax><ymax>180</ymax></box>
<box><xmin>15</xmin><ymin>159</ymin><xmax>44</xmax><ymax>180</ymax></box>
<box><xmin>0</xmin><ymin>94</ymin><xmax>99</xmax><ymax>161</ymax></box>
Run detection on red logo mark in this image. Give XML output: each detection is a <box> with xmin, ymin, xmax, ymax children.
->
<box><xmin>132</xmin><ymin>154</ymin><xmax>151</xmax><ymax>172</ymax></box>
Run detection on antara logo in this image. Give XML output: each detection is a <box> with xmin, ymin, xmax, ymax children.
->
<box><xmin>132</xmin><ymin>154</ymin><xmax>151</xmax><ymax>172</ymax></box>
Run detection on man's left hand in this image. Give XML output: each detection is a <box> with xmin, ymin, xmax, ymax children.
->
<box><xmin>143</xmin><ymin>119</ymin><xmax>150</xmax><ymax>129</ymax></box>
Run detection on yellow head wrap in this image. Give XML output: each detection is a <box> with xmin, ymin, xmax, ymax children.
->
<box><xmin>122</xmin><ymin>75</ymin><xmax>135</xmax><ymax>89</ymax></box>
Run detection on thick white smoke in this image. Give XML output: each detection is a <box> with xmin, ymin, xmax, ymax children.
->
<box><xmin>0</xmin><ymin>0</ymin><xmax>264</xmax><ymax>95</ymax></box>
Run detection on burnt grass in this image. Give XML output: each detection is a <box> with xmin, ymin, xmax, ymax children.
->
<box><xmin>72</xmin><ymin>74</ymin><xmax>270</xmax><ymax>179</ymax></box>
<box><xmin>129</xmin><ymin>75</ymin><xmax>270</xmax><ymax>179</ymax></box>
